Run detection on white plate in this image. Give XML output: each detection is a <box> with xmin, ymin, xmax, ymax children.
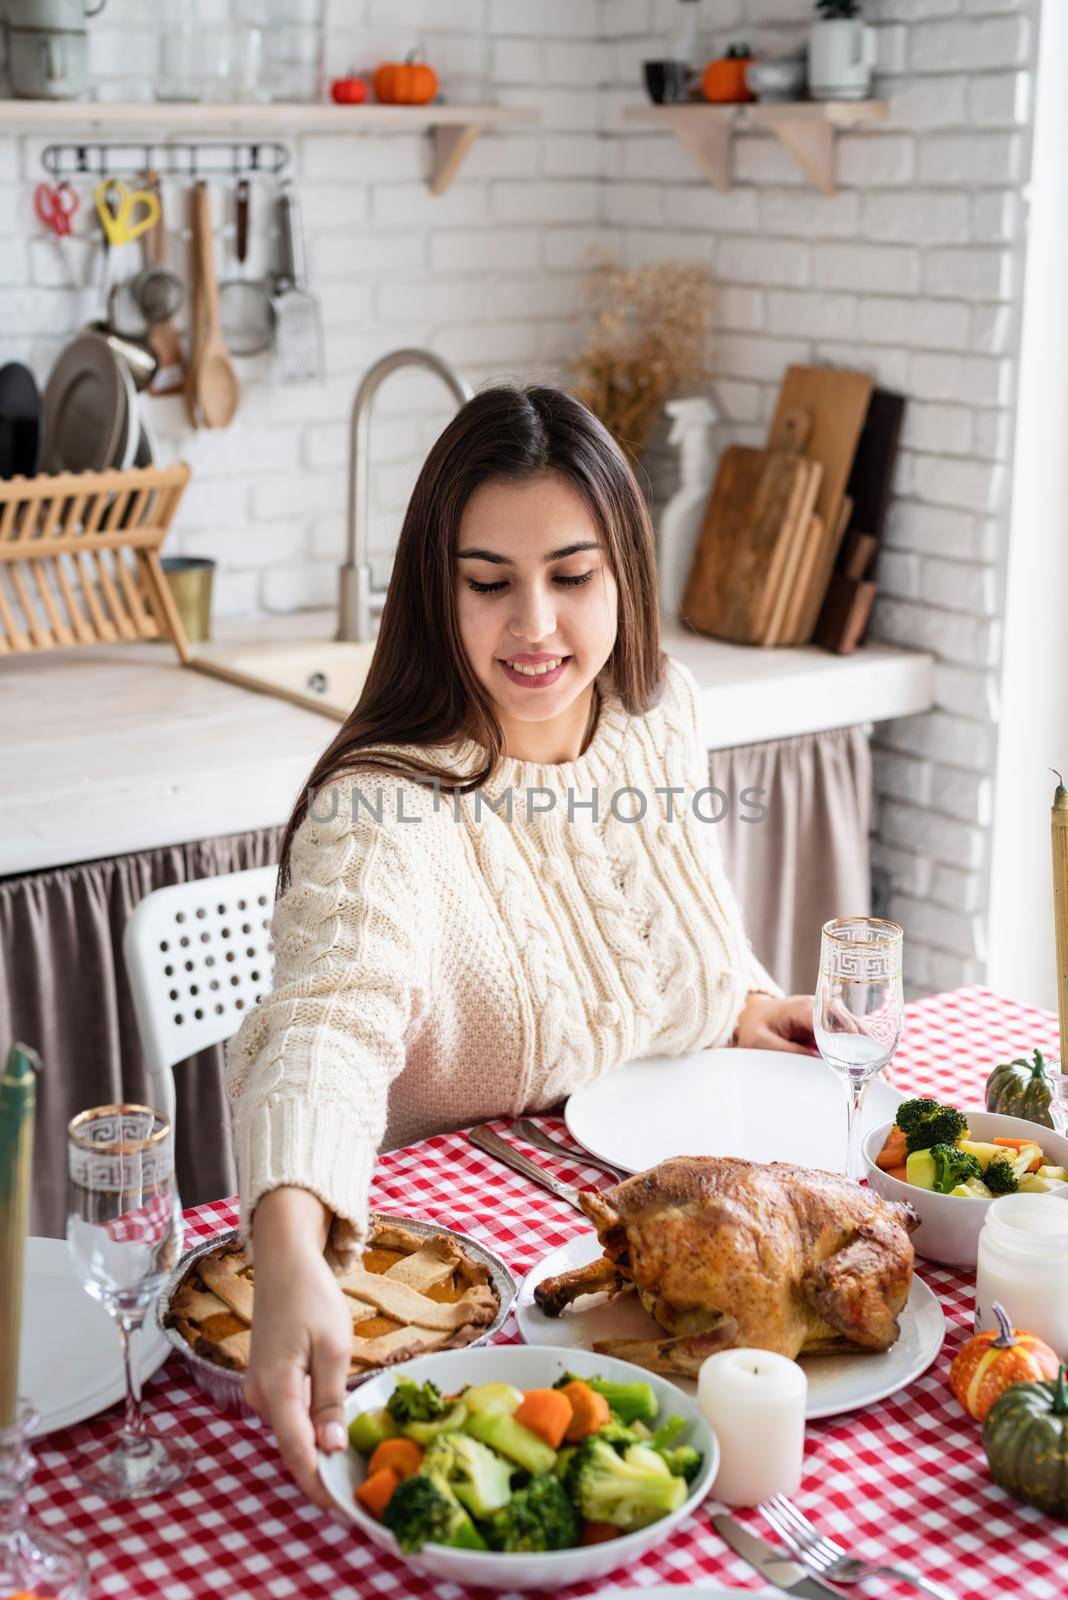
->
<box><xmin>18</xmin><ymin>1237</ymin><xmax>171</xmax><ymax>1438</ymax></box>
<box><xmin>318</xmin><ymin>1344</ymin><xmax>718</xmax><ymax>1592</ymax></box>
<box><xmin>517</xmin><ymin>1233</ymin><xmax>945</xmax><ymax>1421</ymax></box>
<box><xmin>565</xmin><ymin>1047</ymin><xmax>903</xmax><ymax>1175</ymax></box>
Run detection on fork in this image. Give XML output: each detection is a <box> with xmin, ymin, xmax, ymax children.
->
<box><xmin>760</xmin><ymin>1494</ymin><xmax>957</xmax><ymax>1600</ymax></box>
<box><xmin>509</xmin><ymin>1118</ymin><xmax>628</xmax><ymax>1181</ymax></box>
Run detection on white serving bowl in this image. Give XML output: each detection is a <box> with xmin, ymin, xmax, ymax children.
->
<box><xmin>864</xmin><ymin>1108</ymin><xmax>1068</xmax><ymax>1268</ymax></box>
<box><xmin>317</xmin><ymin>1344</ymin><xmax>718</xmax><ymax>1592</ymax></box>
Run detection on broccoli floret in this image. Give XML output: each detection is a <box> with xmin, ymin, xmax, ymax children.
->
<box><xmin>647</xmin><ymin>1415</ymin><xmax>687</xmax><ymax>1451</ymax></box>
<box><xmin>386</xmin><ymin>1378</ymin><xmax>447</xmax><ymax>1426</ymax></box>
<box><xmin>930</xmin><ymin>1143</ymin><xmax>984</xmax><ymax>1195</ymax></box>
<box><xmin>656</xmin><ymin>1445</ymin><xmax>702</xmax><ymax>1483</ymax></box>
<box><xmin>551</xmin><ymin>1373</ymin><xmax>658</xmax><ymax>1425</ymax></box>
<box><xmin>429</xmin><ymin>1433</ymin><xmax>514</xmax><ymax>1520</ymax></box>
<box><xmin>985</xmin><ymin>1157</ymin><xmax>1020</xmax><ymax>1195</ymax></box>
<box><xmin>382</xmin><ymin>1471</ymin><xmax>487</xmax><ymax>1552</ymax></box>
<box><xmin>895</xmin><ymin>1098</ymin><xmax>969</xmax><ymax>1154</ymax></box>
<box><xmin>486</xmin><ymin>1473</ymin><xmax>578</xmax><ymax>1552</ymax></box>
<box><xmin>894</xmin><ymin>1097</ymin><xmax>940</xmax><ymax>1134</ymax></box>
<box><xmin>566</xmin><ymin>1437</ymin><xmax>687</xmax><ymax>1531</ymax></box>
<box><xmin>594</xmin><ymin>1420</ymin><xmax>640</xmax><ymax>1453</ymax></box>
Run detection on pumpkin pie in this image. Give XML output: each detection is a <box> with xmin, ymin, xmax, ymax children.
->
<box><xmin>166</xmin><ymin>1217</ymin><xmax>501</xmax><ymax>1375</ymax></box>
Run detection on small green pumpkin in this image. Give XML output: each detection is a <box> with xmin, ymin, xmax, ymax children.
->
<box><xmin>985</xmin><ymin>1047</ymin><xmax>1055</xmax><ymax>1130</ymax></box>
<box><xmin>983</xmin><ymin>1363</ymin><xmax>1068</xmax><ymax>1517</ymax></box>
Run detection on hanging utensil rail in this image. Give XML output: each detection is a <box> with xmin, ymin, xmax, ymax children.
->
<box><xmin>41</xmin><ymin>141</ymin><xmax>290</xmax><ymax>180</ymax></box>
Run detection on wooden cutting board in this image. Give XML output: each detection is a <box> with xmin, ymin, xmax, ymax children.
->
<box><xmin>760</xmin><ymin>459</ymin><xmax>823</xmax><ymax>646</ymax></box>
<box><xmin>766</xmin><ymin>365</ymin><xmax>873</xmax><ymax>641</ymax></box>
<box><xmin>844</xmin><ymin>387</ymin><xmax>905</xmax><ymax>543</ymax></box>
<box><xmin>680</xmin><ymin>445</ymin><xmax>817</xmax><ymax>645</ymax></box>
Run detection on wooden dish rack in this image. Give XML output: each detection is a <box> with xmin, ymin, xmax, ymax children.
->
<box><xmin>0</xmin><ymin>464</ymin><xmax>193</xmax><ymax>660</ymax></box>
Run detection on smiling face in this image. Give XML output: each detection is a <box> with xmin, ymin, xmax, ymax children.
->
<box><xmin>454</xmin><ymin>472</ymin><xmax>619</xmax><ymax>756</ymax></box>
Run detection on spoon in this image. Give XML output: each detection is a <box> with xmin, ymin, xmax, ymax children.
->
<box><xmin>185</xmin><ymin>179</ymin><xmax>239</xmax><ymax>429</ymax></box>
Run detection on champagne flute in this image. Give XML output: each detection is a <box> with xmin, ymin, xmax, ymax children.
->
<box><xmin>815</xmin><ymin>917</ymin><xmax>905</xmax><ymax>1183</ymax></box>
<box><xmin>66</xmin><ymin>1105</ymin><xmax>193</xmax><ymax>1498</ymax></box>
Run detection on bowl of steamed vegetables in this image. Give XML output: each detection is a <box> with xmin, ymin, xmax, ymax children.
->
<box><xmin>317</xmin><ymin>1345</ymin><xmax>717</xmax><ymax>1590</ymax></box>
<box><xmin>864</xmin><ymin>1095</ymin><xmax>1068</xmax><ymax>1267</ymax></box>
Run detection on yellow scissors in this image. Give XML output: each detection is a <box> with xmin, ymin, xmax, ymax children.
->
<box><xmin>93</xmin><ymin>178</ymin><xmax>161</xmax><ymax>246</ymax></box>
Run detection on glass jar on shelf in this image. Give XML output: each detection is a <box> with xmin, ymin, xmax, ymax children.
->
<box><xmin>236</xmin><ymin>0</ymin><xmax>325</xmax><ymax>101</ymax></box>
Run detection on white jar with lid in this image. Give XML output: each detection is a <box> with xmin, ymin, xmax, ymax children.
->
<box><xmin>975</xmin><ymin>1194</ymin><xmax>1068</xmax><ymax>1357</ymax></box>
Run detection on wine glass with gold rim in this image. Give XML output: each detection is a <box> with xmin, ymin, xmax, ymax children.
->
<box><xmin>66</xmin><ymin>1104</ymin><xmax>193</xmax><ymax>1498</ymax></box>
<box><xmin>815</xmin><ymin>917</ymin><xmax>905</xmax><ymax>1183</ymax></box>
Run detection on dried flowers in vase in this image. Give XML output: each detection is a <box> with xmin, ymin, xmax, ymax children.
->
<box><xmin>569</xmin><ymin>251</ymin><xmax>714</xmax><ymax>463</ymax></box>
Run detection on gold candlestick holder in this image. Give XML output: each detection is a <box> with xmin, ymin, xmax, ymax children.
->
<box><xmin>1053</xmin><ymin>772</ymin><xmax>1068</xmax><ymax>1073</ymax></box>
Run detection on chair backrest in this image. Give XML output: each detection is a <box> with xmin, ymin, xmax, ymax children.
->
<box><xmin>122</xmin><ymin>864</ymin><xmax>277</xmax><ymax>1124</ymax></box>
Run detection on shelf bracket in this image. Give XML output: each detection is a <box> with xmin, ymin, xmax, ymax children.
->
<box><xmin>429</xmin><ymin>122</ymin><xmax>482</xmax><ymax>195</ymax></box>
<box><xmin>762</xmin><ymin>113</ymin><xmax>837</xmax><ymax>196</ymax></box>
<box><xmin>659</xmin><ymin>106</ymin><xmax>730</xmax><ymax>191</ymax></box>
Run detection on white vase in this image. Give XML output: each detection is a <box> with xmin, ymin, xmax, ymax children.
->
<box><xmin>808</xmin><ymin>18</ymin><xmax>877</xmax><ymax>101</ymax></box>
<box><xmin>657</xmin><ymin>396</ymin><xmax>719</xmax><ymax>620</ymax></box>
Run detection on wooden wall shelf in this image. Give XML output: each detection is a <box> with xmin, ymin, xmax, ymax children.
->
<box><xmin>0</xmin><ymin>100</ymin><xmax>539</xmax><ymax>193</ymax></box>
<box><xmin>624</xmin><ymin>101</ymin><xmax>889</xmax><ymax>195</ymax></box>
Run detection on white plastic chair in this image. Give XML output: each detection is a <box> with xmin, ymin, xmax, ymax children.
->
<box><xmin>122</xmin><ymin>864</ymin><xmax>277</xmax><ymax>1125</ymax></box>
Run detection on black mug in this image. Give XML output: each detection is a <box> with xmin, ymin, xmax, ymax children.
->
<box><xmin>643</xmin><ymin>59</ymin><xmax>689</xmax><ymax>104</ymax></box>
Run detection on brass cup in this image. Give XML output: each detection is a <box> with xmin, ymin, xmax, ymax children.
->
<box><xmin>161</xmin><ymin>555</ymin><xmax>215</xmax><ymax>643</ymax></box>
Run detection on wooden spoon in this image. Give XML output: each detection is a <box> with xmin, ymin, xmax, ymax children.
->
<box><xmin>185</xmin><ymin>180</ymin><xmax>239</xmax><ymax>429</ymax></box>
<box><xmin>141</xmin><ymin>171</ymin><xmax>185</xmax><ymax>396</ymax></box>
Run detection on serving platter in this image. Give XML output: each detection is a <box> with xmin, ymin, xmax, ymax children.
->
<box><xmin>517</xmin><ymin>1232</ymin><xmax>944</xmax><ymax>1421</ymax></box>
<box><xmin>20</xmin><ymin>1236</ymin><xmax>171</xmax><ymax>1437</ymax></box>
<box><xmin>565</xmin><ymin>1047</ymin><xmax>904</xmax><ymax>1175</ymax></box>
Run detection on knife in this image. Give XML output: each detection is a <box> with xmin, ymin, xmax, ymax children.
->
<box><xmin>467</xmin><ymin>1125</ymin><xmax>585</xmax><ymax>1214</ymax></box>
<box><xmin>712</xmin><ymin>1513</ymin><xmax>844</xmax><ymax>1599</ymax></box>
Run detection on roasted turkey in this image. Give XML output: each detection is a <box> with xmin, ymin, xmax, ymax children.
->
<box><xmin>534</xmin><ymin>1156</ymin><xmax>918</xmax><ymax>1375</ymax></box>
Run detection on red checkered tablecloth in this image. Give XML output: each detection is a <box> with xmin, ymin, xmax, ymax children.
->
<box><xmin>30</xmin><ymin>986</ymin><xmax>1068</xmax><ymax>1599</ymax></box>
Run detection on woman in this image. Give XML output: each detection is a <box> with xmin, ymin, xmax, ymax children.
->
<box><xmin>225</xmin><ymin>385</ymin><xmax>815</xmax><ymax>1507</ymax></box>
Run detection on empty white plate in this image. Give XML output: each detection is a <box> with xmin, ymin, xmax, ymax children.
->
<box><xmin>19</xmin><ymin>1237</ymin><xmax>171</xmax><ymax>1437</ymax></box>
<box><xmin>518</xmin><ymin>1233</ymin><xmax>944</xmax><ymax>1421</ymax></box>
<box><xmin>565</xmin><ymin>1047</ymin><xmax>904</xmax><ymax>1176</ymax></box>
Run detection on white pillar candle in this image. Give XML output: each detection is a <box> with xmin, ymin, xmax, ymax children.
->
<box><xmin>697</xmin><ymin>1348</ymin><xmax>807</xmax><ymax>1507</ymax></box>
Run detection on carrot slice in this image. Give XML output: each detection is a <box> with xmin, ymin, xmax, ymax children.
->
<box><xmin>355</xmin><ymin>1466</ymin><xmax>401</xmax><ymax>1521</ymax></box>
<box><xmin>514</xmin><ymin>1388</ymin><xmax>574</xmax><ymax>1450</ymax></box>
<box><xmin>876</xmin><ymin>1128</ymin><xmax>907</xmax><ymax>1171</ymax></box>
<box><xmin>886</xmin><ymin>1164</ymin><xmax>909</xmax><ymax>1183</ymax></box>
<box><xmin>368</xmin><ymin>1437</ymin><xmax>423</xmax><ymax>1481</ymax></box>
<box><xmin>581</xmin><ymin>1521</ymin><xmax>619</xmax><ymax>1544</ymax></box>
<box><xmin>560</xmin><ymin>1380</ymin><xmax>613</xmax><ymax>1442</ymax></box>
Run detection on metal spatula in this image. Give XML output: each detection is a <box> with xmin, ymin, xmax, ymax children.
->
<box><xmin>272</xmin><ymin>180</ymin><xmax>324</xmax><ymax>384</ymax></box>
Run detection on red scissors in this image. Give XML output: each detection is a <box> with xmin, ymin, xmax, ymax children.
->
<box><xmin>34</xmin><ymin>180</ymin><xmax>79</xmax><ymax>238</ymax></box>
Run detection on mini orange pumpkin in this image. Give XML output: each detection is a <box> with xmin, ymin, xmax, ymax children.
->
<box><xmin>949</xmin><ymin>1302</ymin><xmax>1060</xmax><ymax>1422</ymax></box>
<box><xmin>701</xmin><ymin>45</ymin><xmax>754</xmax><ymax>105</ymax></box>
<box><xmin>372</xmin><ymin>52</ymin><xmax>439</xmax><ymax>106</ymax></box>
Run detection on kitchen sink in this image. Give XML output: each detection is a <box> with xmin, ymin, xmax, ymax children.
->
<box><xmin>187</xmin><ymin>637</ymin><xmax>377</xmax><ymax>720</ymax></box>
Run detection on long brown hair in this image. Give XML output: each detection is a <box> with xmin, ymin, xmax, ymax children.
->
<box><xmin>277</xmin><ymin>384</ymin><xmax>666</xmax><ymax>893</ymax></box>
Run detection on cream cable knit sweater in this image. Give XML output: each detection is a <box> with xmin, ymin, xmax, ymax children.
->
<box><xmin>224</xmin><ymin>654</ymin><xmax>782</xmax><ymax>1268</ymax></box>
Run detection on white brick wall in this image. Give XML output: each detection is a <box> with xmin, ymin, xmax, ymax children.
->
<box><xmin>601</xmin><ymin>0</ymin><xmax>1040</xmax><ymax>997</ymax></box>
<box><xmin>2</xmin><ymin>0</ymin><xmax>1042</xmax><ymax>998</ymax></box>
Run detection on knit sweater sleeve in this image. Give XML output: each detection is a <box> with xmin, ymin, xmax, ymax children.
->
<box><xmin>224</xmin><ymin>785</ymin><xmax>432</xmax><ymax>1269</ymax></box>
<box><xmin>665</xmin><ymin>655</ymin><xmax>785</xmax><ymax>1012</ymax></box>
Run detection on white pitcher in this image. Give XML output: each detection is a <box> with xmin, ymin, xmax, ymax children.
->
<box><xmin>808</xmin><ymin>17</ymin><xmax>877</xmax><ymax>101</ymax></box>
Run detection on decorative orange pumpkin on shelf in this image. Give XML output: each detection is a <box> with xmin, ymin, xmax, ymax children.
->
<box><xmin>701</xmin><ymin>44</ymin><xmax>754</xmax><ymax>105</ymax></box>
<box><xmin>372</xmin><ymin>52</ymin><xmax>439</xmax><ymax>106</ymax></box>
<box><xmin>949</xmin><ymin>1302</ymin><xmax>1060</xmax><ymax>1422</ymax></box>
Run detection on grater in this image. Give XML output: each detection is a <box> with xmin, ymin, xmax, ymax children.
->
<box><xmin>271</xmin><ymin>180</ymin><xmax>325</xmax><ymax>384</ymax></box>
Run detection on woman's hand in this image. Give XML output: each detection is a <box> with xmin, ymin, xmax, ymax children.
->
<box><xmin>732</xmin><ymin>990</ymin><xmax>817</xmax><ymax>1054</ymax></box>
<box><xmin>245</xmin><ymin>1186</ymin><xmax>353</xmax><ymax>1510</ymax></box>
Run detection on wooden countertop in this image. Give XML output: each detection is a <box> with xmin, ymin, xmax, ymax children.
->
<box><xmin>0</xmin><ymin>611</ymin><xmax>933</xmax><ymax>876</ymax></box>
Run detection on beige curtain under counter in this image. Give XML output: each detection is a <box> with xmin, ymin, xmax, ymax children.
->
<box><xmin>1</xmin><ymin>827</ymin><xmax>281</xmax><ymax>1238</ymax></box>
<box><xmin>707</xmin><ymin>723</ymin><xmax>873</xmax><ymax>997</ymax></box>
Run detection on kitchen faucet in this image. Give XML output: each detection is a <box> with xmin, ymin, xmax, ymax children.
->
<box><xmin>338</xmin><ymin>347</ymin><xmax>475</xmax><ymax>641</ymax></box>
